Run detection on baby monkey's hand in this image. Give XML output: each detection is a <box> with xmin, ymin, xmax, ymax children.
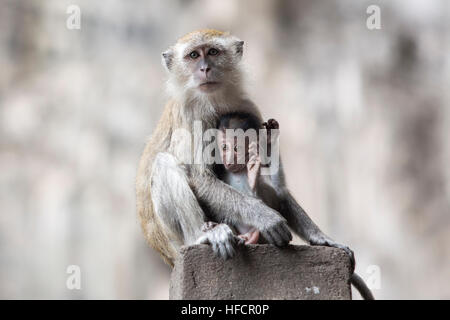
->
<box><xmin>262</xmin><ymin>118</ymin><xmax>279</xmax><ymax>130</ymax></box>
<box><xmin>247</xmin><ymin>141</ymin><xmax>261</xmax><ymax>191</ymax></box>
<box><xmin>262</xmin><ymin>118</ymin><xmax>279</xmax><ymax>148</ymax></box>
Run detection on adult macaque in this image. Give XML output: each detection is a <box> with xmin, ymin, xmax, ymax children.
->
<box><xmin>136</xmin><ymin>29</ymin><xmax>353</xmax><ymax>270</ymax></box>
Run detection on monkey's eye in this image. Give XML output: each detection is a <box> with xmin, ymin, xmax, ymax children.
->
<box><xmin>208</xmin><ymin>48</ymin><xmax>219</xmax><ymax>56</ymax></box>
<box><xmin>189</xmin><ymin>51</ymin><xmax>200</xmax><ymax>59</ymax></box>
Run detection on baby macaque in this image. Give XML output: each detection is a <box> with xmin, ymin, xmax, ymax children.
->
<box><xmin>215</xmin><ymin>112</ymin><xmax>281</xmax><ymax>245</ymax></box>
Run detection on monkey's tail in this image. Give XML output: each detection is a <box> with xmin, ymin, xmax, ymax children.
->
<box><xmin>351</xmin><ymin>273</ymin><xmax>375</xmax><ymax>300</ymax></box>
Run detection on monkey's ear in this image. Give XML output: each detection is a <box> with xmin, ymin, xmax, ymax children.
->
<box><xmin>234</xmin><ymin>40</ymin><xmax>244</xmax><ymax>58</ymax></box>
<box><xmin>161</xmin><ymin>49</ymin><xmax>174</xmax><ymax>71</ymax></box>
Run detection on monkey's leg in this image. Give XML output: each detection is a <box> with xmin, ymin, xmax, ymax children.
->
<box><xmin>151</xmin><ymin>153</ymin><xmax>240</xmax><ymax>259</ymax></box>
<box><xmin>282</xmin><ymin>192</ymin><xmax>372</xmax><ymax>299</ymax></box>
<box><xmin>279</xmin><ymin>189</ymin><xmax>355</xmax><ymax>269</ymax></box>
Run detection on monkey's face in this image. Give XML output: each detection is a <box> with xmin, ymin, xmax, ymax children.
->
<box><xmin>218</xmin><ymin>130</ymin><xmax>250</xmax><ymax>173</ymax></box>
<box><xmin>183</xmin><ymin>45</ymin><xmax>227</xmax><ymax>93</ymax></box>
<box><xmin>162</xmin><ymin>33</ymin><xmax>244</xmax><ymax>95</ymax></box>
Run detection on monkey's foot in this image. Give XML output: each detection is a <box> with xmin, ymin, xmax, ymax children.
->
<box><xmin>237</xmin><ymin>228</ymin><xmax>260</xmax><ymax>245</ymax></box>
<box><xmin>309</xmin><ymin>235</ymin><xmax>355</xmax><ymax>271</ymax></box>
<box><xmin>196</xmin><ymin>223</ymin><xmax>244</xmax><ymax>260</ymax></box>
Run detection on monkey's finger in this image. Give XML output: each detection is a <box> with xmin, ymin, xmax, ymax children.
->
<box><xmin>249</xmin><ymin>155</ymin><xmax>258</xmax><ymax>163</ymax></box>
<box><xmin>275</xmin><ymin>222</ymin><xmax>292</xmax><ymax>246</ymax></box>
<box><xmin>274</xmin><ymin>231</ymin><xmax>289</xmax><ymax>247</ymax></box>
<box><xmin>211</xmin><ymin>242</ymin><xmax>220</xmax><ymax>257</ymax></box>
<box><xmin>218</xmin><ymin>242</ymin><xmax>228</xmax><ymax>260</ymax></box>
<box><xmin>234</xmin><ymin>235</ymin><xmax>246</xmax><ymax>246</ymax></box>
<box><xmin>326</xmin><ymin>241</ymin><xmax>355</xmax><ymax>272</ymax></box>
<box><xmin>248</xmin><ymin>160</ymin><xmax>258</xmax><ymax>170</ymax></box>
<box><xmin>261</xmin><ymin>230</ymin><xmax>276</xmax><ymax>246</ymax></box>
<box><xmin>195</xmin><ymin>235</ymin><xmax>209</xmax><ymax>245</ymax></box>
<box><xmin>349</xmin><ymin>251</ymin><xmax>355</xmax><ymax>272</ymax></box>
<box><xmin>254</xmin><ymin>161</ymin><xmax>261</xmax><ymax>172</ymax></box>
<box><xmin>279</xmin><ymin>223</ymin><xmax>293</xmax><ymax>242</ymax></box>
<box><xmin>224</xmin><ymin>241</ymin><xmax>236</xmax><ymax>259</ymax></box>
<box><xmin>269</xmin><ymin>228</ymin><xmax>286</xmax><ymax>247</ymax></box>
<box><xmin>341</xmin><ymin>247</ymin><xmax>355</xmax><ymax>271</ymax></box>
<box><xmin>268</xmin><ymin>119</ymin><xmax>279</xmax><ymax>129</ymax></box>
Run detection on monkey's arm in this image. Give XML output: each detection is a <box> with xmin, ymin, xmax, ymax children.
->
<box><xmin>190</xmin><ymin>169</ymin><xmax>292</xmax><ymax>247</ymax></box>
<box><xmin>278</xmin><ymin>188</ymin><xmax>355</xmax><ymax>268</ymax></box>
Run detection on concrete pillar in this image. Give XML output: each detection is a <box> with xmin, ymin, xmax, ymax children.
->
<box><xmin>170</xmin><ymin>244</ymin><xmax>352</xmax><ymax>300</ymax></box>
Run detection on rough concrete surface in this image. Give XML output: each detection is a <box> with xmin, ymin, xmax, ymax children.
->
<box><xmin>170</xmin><ymin>244</ymin><xmax>352</xmax><ymax>300</ymax></box>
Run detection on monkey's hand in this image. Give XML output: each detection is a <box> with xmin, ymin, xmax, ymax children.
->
<box><xmin>196</xmin><ymin>222</ymin><xmax>244</xmax><ymax>260</ymax></box>
<box><xmin>254</xmin><ymin>210</ymin><xmax>292</xmax><ymax>247</ymax></box>
<box><xmin>247</xmin><ymin>141</ymin><xmax>261</xmax><ymax>192</ymax></box>
<box><xmin>263</xmin><ymin>118</ymin><xmax>279</xmax><ymax>142</ymax></box>
<box><xmin>309</xmin><ymin>234</ymin><xmax>355</xmax><ymax>271</ymax></box>
<box><xmin>262</xmin><ymin>118</ymin><xmax>279</xmax><ymax>130</ymax></box>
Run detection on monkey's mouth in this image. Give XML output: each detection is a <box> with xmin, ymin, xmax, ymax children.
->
<box><xmin>199</xmin><ymin>81</ymin><xmax>220</xmax><ymax>89</ymax></box>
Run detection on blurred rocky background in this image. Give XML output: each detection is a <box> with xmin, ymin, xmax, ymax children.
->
<box><xmin>0</xmin><ymin>0</ymin><xmax>449</xmax><ymax>299</ymax></box>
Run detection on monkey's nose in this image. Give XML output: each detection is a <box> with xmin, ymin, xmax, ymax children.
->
<box><xmin>200</xmin><ymin>66</ymin><xmax>210</xmax><ymax>73</ymax></box>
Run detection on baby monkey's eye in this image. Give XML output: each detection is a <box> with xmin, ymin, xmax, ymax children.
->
<box><xmin>208</xmin><ymin>48</ymin><xmax>219</xmax><ymax>56</ymax></box>
<box><xmin>189</xmin><ymin>51</ymin><xmax>200</xmax><ymax>59</ymax></box>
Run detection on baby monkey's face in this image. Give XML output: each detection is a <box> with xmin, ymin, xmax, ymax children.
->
<box><xmin>217</xmin><ymin>130</ymin><xmax>253</xmax><ymax>173</ymax></box>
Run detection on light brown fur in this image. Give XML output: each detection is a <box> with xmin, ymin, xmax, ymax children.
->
<box><xmin>136</xmin><ymin>100</ymin><xmax>178</xmax><ymax>266</ymax></box>
<box><xmin>178</xmin><ymin>29</ymin><xmax>229</xmax><ymax>43</ymax></box>
<box><xmin>137</xmin><ymin>29</ymin><xmax>259</xmax><ymax>266</ymax></box>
